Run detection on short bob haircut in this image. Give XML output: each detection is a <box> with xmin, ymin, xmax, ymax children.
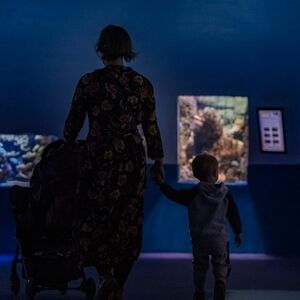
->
<box><xmin>96</xmin><ymin>25</ymin><xmax>136</xmax><ymax>62</ymax></box>
<box><xmin>192</xmin><ymin>152</ymin><xmax>218</xmax><ymax>181</ymax></box>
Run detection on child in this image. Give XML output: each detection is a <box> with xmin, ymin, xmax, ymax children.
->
<box><xmin>151</xmin><ymin>152</ymin><xmax>242</xmax><ymax>300</ymax></box>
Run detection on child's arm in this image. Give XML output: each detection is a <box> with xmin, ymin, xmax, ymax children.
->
<box><xmin>226</xmin><ymin>191</ymin><xmax>242</xmax><ymax>247</ymax></box>
<box><xmin>159</xmin><ymin>182</ymin><xmax>197</xmax><ymax>206</ymax></box>
<box><xmin>151</xmin><ymin>167</ymin><xmax>196</xmax><ymax>206</ymax></box>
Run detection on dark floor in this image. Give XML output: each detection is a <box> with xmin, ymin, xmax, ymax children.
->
<box><xmin>1</xmin><ymin>254</ymin><xmax>300</xmax><ymax>299</ymax></box>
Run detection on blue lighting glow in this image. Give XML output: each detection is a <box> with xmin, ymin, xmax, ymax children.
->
<box><xmin>0</xmin><ymin>255</ymin><xmax>13</xmax><ymax>264</ymax></box>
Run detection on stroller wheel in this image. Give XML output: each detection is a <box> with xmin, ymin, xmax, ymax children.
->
<box><xmin>82</xmin><ymin>277</ymin><xmax>97</xmax><ymax>300</ymax></box>
<box><xmin>10</xmin><ymin>272</ymin><xmax>20</xmax><ymax>295</ymax></box>
<box><xmin>25</xmin><ymin>279</ymin><xmax>36</xmax><ymax>300</ymax></box>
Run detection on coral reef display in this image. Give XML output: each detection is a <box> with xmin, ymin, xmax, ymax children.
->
<box><xmin>178</xmin><ymin>96</ymin><xmax>248</xmax><ymax>183</ymax></box>
<box><xmin>0</xmin><ymin>134</ymin><xmax>57</xmax><ymax>186</ymax></box>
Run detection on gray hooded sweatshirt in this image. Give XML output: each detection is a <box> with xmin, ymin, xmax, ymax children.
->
<box><xmin>188</xmin><ymin>182</ymin><xmax>228</xmax><ymax>241</ymax></box>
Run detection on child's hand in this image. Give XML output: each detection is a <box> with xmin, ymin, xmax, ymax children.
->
<box><xmin>235</xmin><ymin>234</ymin><xmax>242</xmax><ymax>247</ymax></box>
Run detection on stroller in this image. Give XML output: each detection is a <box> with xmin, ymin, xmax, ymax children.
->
<box><xmin>9</xmin><ymin>140</ymin><xmax>96</xmax><ymax>300</ymax></box>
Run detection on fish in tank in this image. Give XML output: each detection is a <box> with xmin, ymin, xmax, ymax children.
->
<box><xmin>178</xmin><ymin>96</ymin><xmax>248</xmax><ymax>184</ymax></box>
<box><xmin>0</xmin><ymin>134</ymin><xmax>57</xmax><ymax>186</ymax></box>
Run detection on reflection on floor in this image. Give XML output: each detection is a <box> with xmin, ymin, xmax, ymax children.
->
<box><xmin>1</xmin><ymin>254</ymin><xmax>299</xmax><ymax>299</ymax></box>
<box><xmin>226</xmin><ymin>290</ymin><xmax>300</xmax><ymax>300</ymax></box>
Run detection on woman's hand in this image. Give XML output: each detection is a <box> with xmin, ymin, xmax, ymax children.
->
<box><xmin>151</xmin><ymin>158</ymin><xmax>165</xmax><ymax>185</ymax></box>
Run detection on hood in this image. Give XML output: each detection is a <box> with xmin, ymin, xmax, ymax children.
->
<box><xmin>196</xmin><ymin>182</ymin><xmax>228</xmax><ymax>205</ymax></box>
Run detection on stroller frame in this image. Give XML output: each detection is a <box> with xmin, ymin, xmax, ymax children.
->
<box><xmin>9</xmin><ymin>185</ymin><xmax>97</xmax><ymax>300</ymax></box>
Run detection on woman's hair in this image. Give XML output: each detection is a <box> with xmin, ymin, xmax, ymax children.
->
<box><xmin>96</xmin><ymin>25</ymin><xmax>136</xmax><ymax>62</ymax></box>
<box><xmin>192</xmin><ymin>152</ymin><xmax>218</xmax><ymax>181</ymax></box>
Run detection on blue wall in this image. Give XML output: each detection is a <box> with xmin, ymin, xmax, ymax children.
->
<box><xmin>1</xmin><ymin>0</ymin><xmax>300</xmax><ymax>254</ymax></box>
<box><xmin>1</xmin><ymin>164</ymin><xmax>300</xmax><ymax>255</ymax></box>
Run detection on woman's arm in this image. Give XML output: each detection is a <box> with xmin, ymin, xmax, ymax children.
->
<box><xmin>63</xmin><ymin>74</ymin><xmax>89</xmax><ymax>142</ymax></box>
<box><xmin>140</xmin><ymin>79</ymin><xmax>164</xmax><ymax>160</ymax></box>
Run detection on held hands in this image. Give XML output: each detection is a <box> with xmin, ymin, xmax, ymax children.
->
<box><xmin>235</xmin><ymin>234</ymin><xmax>242</xmax><ymax>247</ymax></box>
<box><xmin>150</xmin><ymin>159</ymin><xmax>165</xmax><ymax>186</ymax></box>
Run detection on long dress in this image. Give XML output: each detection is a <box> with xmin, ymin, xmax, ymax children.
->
<box><xmin>63</xmin><ymin>65</ymin><xmax>164</xmax><ymax>268</ymax></box>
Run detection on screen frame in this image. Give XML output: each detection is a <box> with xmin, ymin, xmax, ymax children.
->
<box><xmin>257</xmin><ymin>107</ymin><xmax>287</xmax><ymax>153</ymax></box>
<box><xmin>177</xmin><ymin>95</ymin><xmax>249</xmax><ymax>184</ymax></box>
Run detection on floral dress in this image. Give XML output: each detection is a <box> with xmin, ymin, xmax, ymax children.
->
<box><xmin>63</xmin><ymin>65</ymin><xmax>164</xmax><ymax>268</ymax></box>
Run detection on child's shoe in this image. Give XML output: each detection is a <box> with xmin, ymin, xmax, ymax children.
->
<box><xmin>213</xmin><ymin>281</ymin><xmax>225</xmax><ymax>300</ymax></box>
<box><xmin>193</xmin><ymin>290</ymin><xmax>205</xmax><ymax>300</ymax></box>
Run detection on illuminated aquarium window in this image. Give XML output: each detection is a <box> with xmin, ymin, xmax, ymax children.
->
<box><xmin>0</xmin><ymin>134</ymin><xmax>57</xmax><ymax>186</ymax></box>
<box><xmin>178</xmin><ymin>96</ymin><xmax>248</xmax><ymax>184</ymax></box>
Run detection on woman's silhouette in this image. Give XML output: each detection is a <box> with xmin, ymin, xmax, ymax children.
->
<box><xmin>63</xmin><ymin>25</ymin><xmax>164</xmax><ymax>299</ymax></box>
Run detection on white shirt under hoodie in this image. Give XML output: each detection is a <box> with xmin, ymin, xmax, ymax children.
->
<box><xmin>188</xmin><ymin>182</ymin><xmax>229</xmax><ymax>241</ymax></box>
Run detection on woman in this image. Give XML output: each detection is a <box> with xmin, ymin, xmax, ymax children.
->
<box><xmin>63</xmin><ymin>25</ymin><xmax>164</xmax><ymax>299</ymax></box>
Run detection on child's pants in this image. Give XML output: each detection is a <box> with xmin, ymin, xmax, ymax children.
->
<box><xmin>192</xmin><ymin>236</ymin><xmax>229</xmax><ymax>291</ymax></box>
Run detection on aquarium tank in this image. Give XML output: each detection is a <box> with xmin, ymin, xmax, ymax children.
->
<box><xmin>178</xmin><ymin>96</ymin><xmax>248</xmax><ymax>184</ymax></box>
<box><xmin>0</xmin><ymin>134</ymin><xmax>57</xmax><ymax>186</ymax></box>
